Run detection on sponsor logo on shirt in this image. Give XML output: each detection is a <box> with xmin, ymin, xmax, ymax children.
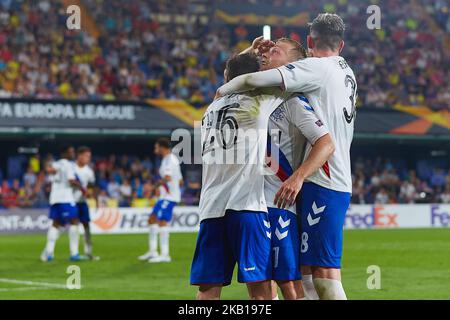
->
<box><xmin>285</xmin><ymin>64</ymin><xmax>295</xmax><ymax>70</ymax></box>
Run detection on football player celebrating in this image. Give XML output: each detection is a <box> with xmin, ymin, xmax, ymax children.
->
<box><xmin>191</xmin><ymin>51</ymin><xmax>334</xmax><ymax>300</ymax></box>
<box><xmin>217</xmin><ymin>13</ymin><xmax>357</xmax><ymax>300</ymax></box>
<box><xmin>253</xmin><ymin>38</ymin><xmax>334</xmax><ymax>300</ymax></box>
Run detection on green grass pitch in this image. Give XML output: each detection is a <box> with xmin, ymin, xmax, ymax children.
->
<box><xmin>1</xmin><ymin>228</ymin><xmax>450</xmax><ymax>300</ymax></box>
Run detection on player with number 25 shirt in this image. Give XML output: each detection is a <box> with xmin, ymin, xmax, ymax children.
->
<box><xmin>190</xmin><ymin>53</ymin><xmax>292</xmax><ymax>300</ymax></box>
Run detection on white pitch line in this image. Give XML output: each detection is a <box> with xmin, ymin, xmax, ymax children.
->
<box><xmin>0</xmin><ymin>278</ymin><xmax>67</xmax><ymax>289</ymax></box>
<box><xmin>0</xmin><ymin>286</ymin><xmax>57</xmax><ymax>292</ymax></box>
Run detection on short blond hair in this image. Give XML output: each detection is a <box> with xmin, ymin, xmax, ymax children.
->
<box><xmin>276</xmin><ymin>37</ymin><xmax>307</xmax><ymax>60</ymax></box>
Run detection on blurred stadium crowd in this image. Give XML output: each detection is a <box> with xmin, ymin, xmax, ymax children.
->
<box><xmin>0</xmin><ymin>152</ymin><xmax>202</xmax><ymax>209</ymax></box>
<box><xmin>0</xmin><ymin>0</ymin><xmax>448</xmax><ymax>208</ymax></box>
<box><xmin>0</xmin><ymin>152</ymin><xmax>449</xmax><ymax>208</ymax></box>
<box><xmin>0</xmin><ymin>0</ymin><xmax>448</xmax><ymax>109</ymax></box>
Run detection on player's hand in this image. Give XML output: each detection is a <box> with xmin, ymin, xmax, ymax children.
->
<box><xmin>274</xmin><ymin>173</ymin><xmax>305</xmax><ymax>209</ymax></box>
<box><xmin>252</xmin><ymin>36</ymin><xmax>274</xmax><ymax>55</ymax></box>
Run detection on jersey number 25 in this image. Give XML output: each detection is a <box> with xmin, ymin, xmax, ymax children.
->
<box><xmin>202</xmin><ymin>103</ymin><xmax>240</xmax><ymax>155</ymax></box>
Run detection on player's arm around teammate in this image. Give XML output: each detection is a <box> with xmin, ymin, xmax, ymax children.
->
<box><xmin>274</xmin><ymin>135</ymin><xmax>335</xmax><ymax>209</ymax></box>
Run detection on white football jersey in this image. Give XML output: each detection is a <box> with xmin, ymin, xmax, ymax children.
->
<box><xmin>73</xmin><ymin>163</ymin><xmax>95</xmax><ymax>203</ymax></box>
<box><xmin>158</xmin><ymin>153</ymin><xmax>183</xmax><ymax>203</ymax></box>
<box><xmin>199</xmin><ymin>89</ymin><xmax>291</xmax><ymax>221</ymax></box>
<box><xmin>277</xmin><ymin>56</ymin><xmax>357</xmax><ymax>193</ymax></box>
<box><xmin>265</xmin><ymin>96</ymin><xmax>329</xmax><ymax>213</ymax></box>
<box><xmin>49</xmin><ymin>159</ymin><xmax>76</xmax><ymax>205</ymax></box>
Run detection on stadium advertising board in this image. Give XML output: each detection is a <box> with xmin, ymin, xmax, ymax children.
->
<box><xmin>0</xmin><ymin>99</ymin><xmax>188</xmax><ymax>130</ymax></box>
<box><xmin>1</xmin><ymin>205</ymin><xmax>449</xmax><ymax>234</ymax></box>
<box><xmin>1</xmin><ymin>99</ymin><xmax>448</xmax><ymax>136</ymax></box>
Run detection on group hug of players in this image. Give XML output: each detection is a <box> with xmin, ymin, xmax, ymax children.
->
<box><xmin>189</xmin><ymin>13</ymin><xmax>357</xmax><ymax>300</ymax></box>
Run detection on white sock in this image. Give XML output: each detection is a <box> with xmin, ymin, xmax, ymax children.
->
<box><xmin>45</xmin><ymin>226</ymin><xmax>60</xmax><ymax>256</ymax></box>
<box><xmin>68</xmin><ymin>224</ymin><xmax>79</xmax><ymax>256</ymax></box>
<box><xmin>272</xmin><ymin>295</ymin><xmax>280</xmax><ymax>300</ymax></box>
<box><xmin>149</xmin><ymin>224</ymin><xmax>159</xmax><ymax>254</ymax></box>
<box><xmin>313</xmin><ymin>278</ymin><xmax>347</xmax><ymax>300</ymax></box>
<box><xmin>83</xmin><ymin>225</ymin><xmax>92</xmax><ymax>255</ymax></box>
<box><xmin>159</xmin><ymin>226</ymin><xmax>169</xmax><ymax>257</ymax></box>
<box><xmin>302</xmin><ymin>274</ymin><xmax>319</xmax><ymax>300</ymax></box>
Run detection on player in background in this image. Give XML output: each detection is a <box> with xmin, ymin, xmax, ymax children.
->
<box><xmin>253</xmin><ymin>38</ymin><xmax>334</xmax><ymax>300</ymax></box>
<box><xmin>217</xmin><ymin>13</ymin><xmax>357</xmax><ymax>300</ymax></box>
<box><xmin>138</xmin><ymin>138</ymin><xmax>183</xmax><ymax>263</ymax></box>
<box><xmin>73</xmin><ymin>146</ymin><xmax>99</xmax><ymax>260</ymax></box>
<box><xmin>41</xmin><ymin>145</ymin><xmax>83</xmax><ymax>262</ymax></box>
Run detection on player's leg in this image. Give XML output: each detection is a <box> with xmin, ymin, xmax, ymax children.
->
<box><xmin>156</xmin><ymin>220</ymin><xmax>170</xmax><ymax>261</ymax></box>
<box><xmin>191</xmin><ymin>217</ymin><xmax>234</xmax><ymax>300</ymax></box>
<box><xmin>82</xmin><ymin>222</ymin><xmax>92</xmax><ymax>255</ymax></box>
<box><xmin>299</xmin><ymin>182</ymin><xmax>350</xmax><ymax>300</ymax></box>
<box><xmin>301</xmin><ymin>266</ymin><xmax>319</xmax><ymax>300</ymax></box>
<box><xmin>310</xmin><ymin>267</ymin><xmax>345</xmax><ymax>299</ymax></box>
<box><xmin>157</xmin><ymin>201</ymin><xmax>176</xmax><ymax>262</ymax></box>
<box><xmin>293</xmin><ymin>280</ymin><xmax>306</xmax><ymax>300</ymax></box>
<box><xmin>148</xmin><ymin>200</ymin><xmax>176</xmax><ymax>263</ymax></box>
<box><xmin>268</xmin><ymin>207</ymin><xmax>303</xmax><ymax>300</ymax></box>
<box><xmin>271</xmin><ymin>281</ymin><xmax>279</xmax><ymax>300</ymax></box>
<box><xmin>138</xmin><ymin>201</ymin><xmax>162</xmax><ymax>260</ymax></box>
<box><xmin>197</xmin><ymin>285</ymin><xmax>222</xmax><ymax>300</ymax></box>
<box><xmin>226</xmin><ymin>210</ymin><xmax>272</xmax><ymax>300</ymax></box>
<box><xmin>275</xmin><ymin>281</ymin><xmax>302</xmax><ymax>300</ymax></box>
<box><xmin>65</xmin><ymin>203</ymin><xmax>80</xmax><ymax>261</ymax></box>
<box><xmin>247</xmin><ymin>280</ymin><xmax>272</xmax><ymax>300</ymax></box>
<box><xmin>41</xmin><ymin>205</ymin><xmax>63</xmax><ymax>261</ymax></box>
<box><xmin>77</xmin><ymin>203</ymin><xmax>96</xmax><ymax>259</ymax></box>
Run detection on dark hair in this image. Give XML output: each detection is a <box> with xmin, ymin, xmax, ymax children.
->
<box><xmin>226</xmin><ymin>53</ymin><xmax>260</xmax><ymax>81</ymax></box>
<box><xmin>155</xmin><ymin>137</ymin><xmax>171</xmax><ymax>149</ymax></box>
<box><xmin>60</xmin><ymin>144</ymin><xmax>73</xmax><ymax>156</ymax></box>
<box><xmin>77</xmin><ymin>146</ymin><xmax>91</xmax><ymax>155</ymax></box>
<box><xmin>276</xmin><ymin>38</ymin><xmax>307</xmax><ymax>60</ymax></box>
<box><xmin>309</xmin><ymin>13</ymin><xmax>345</xmax><ymax>51</ymax></box>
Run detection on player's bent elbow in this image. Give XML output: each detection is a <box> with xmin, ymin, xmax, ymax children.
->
<box><xmin>243</xmin><ymin>74</ymin><xmax>254</xmax><ymax>87</ymax></box>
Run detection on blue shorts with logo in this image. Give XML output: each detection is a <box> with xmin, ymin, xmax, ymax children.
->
<box><xmin>268</xmin><ymin>207</ymin><xmax>301</xmax><ymax>281</ymax></box>
<box><xmin>49</xmin><ymin>203</ymin><xmax>78</xmax><ymax>225</ymax></box>
<box><xmin>150</xmin><ymin>199</ymin><xmax>177</xmax><ymax>222</ymax></box>
<box><xmin>77</xmin><ymin>202</ymin><xmax>90</xmax><ymax>223</ymax></box>
<box><xmin>298</xmin><ymin>182</ymin><xmax>351</xmax><ymax>269</ymax></box>
<box><xmin>190</xmin><ymin>210</ymin><xmax>272</xmax><ymax>286</ymax></box>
